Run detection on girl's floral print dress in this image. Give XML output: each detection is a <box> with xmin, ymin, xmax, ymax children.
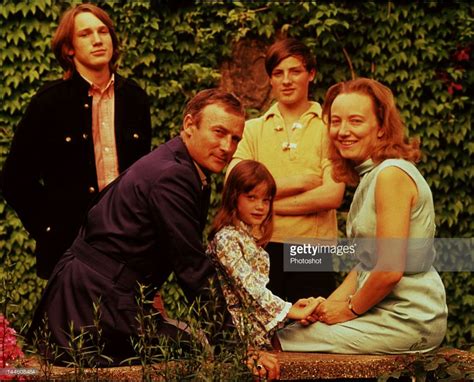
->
<box><xmin>206</xmin><ymin>222</ymin><xmax>291</xmax><ymax>348</ymax></box>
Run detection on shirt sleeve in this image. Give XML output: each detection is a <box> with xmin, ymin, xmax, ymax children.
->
<box><xmin>212</xmin><ymin>229</ymin><xmax>291</xmax><ymax>331</ymax></box>
<box><xmin>231</xmin><ymin>118</ymin><xmax>260</xmax><ymax>161</ymax></box>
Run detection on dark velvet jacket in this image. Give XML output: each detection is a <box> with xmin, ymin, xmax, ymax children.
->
<box><xmin>1</xmin><ymin>72</ymin><xmax>151</xmax><ymax>279</ymax></box>
<box><xmin>28</xmin><ymin>137</ymin><xmax>217</xmax><ymax>364</ymax></box>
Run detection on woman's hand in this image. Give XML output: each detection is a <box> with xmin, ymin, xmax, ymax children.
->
<box><xmin>313</xmin><ymin>299</ymin><xmax>356</xmax><ymax>325</ymax></box>
<box><xmin>246</xmin><ymin>350</ymin><xmax>280</xmax><ymax>380</ymax></box>
<box><xmin>299</xmin><ymin>311</ymin><xmax>319</xmax><ymax>326</ymax></box>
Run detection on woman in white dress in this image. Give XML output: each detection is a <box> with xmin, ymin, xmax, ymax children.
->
<box><xmin>276</xmin><ymin>78</ymin><xmax>448</xmax><ymax>354</ymax></box>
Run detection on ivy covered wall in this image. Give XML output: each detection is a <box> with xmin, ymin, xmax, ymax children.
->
<box><xmin>0</xmin><ymin>1</ymin><xmax>472</xmax><ymax>347</ymax></box>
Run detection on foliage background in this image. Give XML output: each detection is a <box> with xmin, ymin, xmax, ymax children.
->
<box><xmin>0</xmin><ymin>0</ymin><xmax>472</xmax><ymax>348</ymax></box>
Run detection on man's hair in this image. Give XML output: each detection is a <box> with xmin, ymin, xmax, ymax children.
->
<box><xmin>209</xmin><ymin>160</ymin><xmax>276</xmax><ymax>247</ymax></box>
<box><xmin>322</xmin><ymin>77</ymin><xmax>421</xmax><ymax>185</ymax></box>
<box><xmin>52</xmin><ymin>3</ymin><xmax>120</xmax><ymax>79</ymax></box>
<box><xmin>182</xmin><ymin>88</ymin><xmax>245</xmax><ymax>128</ymax></box>
<box><xmin>265</xmin><ymin>38</ymin><xmax>316</xmax><ymax>76</ymax></box>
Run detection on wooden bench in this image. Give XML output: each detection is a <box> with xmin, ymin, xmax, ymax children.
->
<box><xmin>275</xmin><ymin>348</ymin><xmax>474</xmax><ymax>380</ymax></box>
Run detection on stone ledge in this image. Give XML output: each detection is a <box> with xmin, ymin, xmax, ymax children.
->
<box><xmin>275</xmin><ymin>348</ymin><xmax>474</xmax><ymax>380</ymax></box>
<box><xmin>21</xmin><ymin>359</ymin><xmax>197</xmax><ymax>381</ymax></box>
<box><xmin>20</xmin><ymin>347</ymin><xmax>473</xmax><ymax>380</ymax></box>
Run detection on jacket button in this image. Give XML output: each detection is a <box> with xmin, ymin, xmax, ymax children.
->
<box><xmin>84</xmin><ymin>103</ymin><xmax>90</xmax><ymax>109</ymax></box>
<box><xmin>65</xmin><ymin>136</ymin><xmax>72</xmax><ymax>142</ymax></box>
<box><xmin>133</xmin><ymin>133</ymin><xmax>139</xmax><ymax>139</ymax></box>
<box><xmin>88</xmin><ymin>186</ymin><xmax>96</xmax><ymax>193</ymax></box>
<box><xmin>82</xmin><ymin>133</ymin><xmax>88</xmax><ymax>139</ymax></box>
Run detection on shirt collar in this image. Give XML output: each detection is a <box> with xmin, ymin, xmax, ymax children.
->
<box><xmin>81</xmin><ymin>73</ymin><xmax>115</xmax><ymax>95</ymax></box>
<box><xmin>193</xmin><ymin>161</ymin><xmax>209</xmax><ymax>188</ymax></box>
<box><xmin>263</xmin><ymin>101</ymin><xmax>322</xmax><ymax>122</ymax></box>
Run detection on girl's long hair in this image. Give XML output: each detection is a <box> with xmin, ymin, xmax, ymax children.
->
<box><xmin>322</xmin><ymin>78</ymin><xmax>421</xmax><ymax>185</ymax></box>
<box><xmin>209</xmin><ymin>160</ymin><xmax>276</xmax><ymax>246</ymax></box>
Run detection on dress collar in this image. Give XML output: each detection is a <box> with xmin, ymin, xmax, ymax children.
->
<box><xmin>355</xmin><ymin>158</ymin><xmax>377</xmax><ymax>176</ymax></box>
<box><xmin>237</xmin><ymin>220</ymin><xmax>253</xmax><ymax>234</ymax></box>
<box><xmin>236</xmin><ymin>220</ymin><xmax>265</xmax><ymax>244</ymax></box>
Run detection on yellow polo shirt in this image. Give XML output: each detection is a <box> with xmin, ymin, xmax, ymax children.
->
<box><xmin>231</xmin><ymin>102</ymin><xmax>337</xmax><ymax>242</ymax></box>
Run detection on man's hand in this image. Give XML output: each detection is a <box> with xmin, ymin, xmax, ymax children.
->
<box><xmin>247</xmin><ymin>350</ymin><xmax>280</xmax><ymax>380</ymax></box>
<box><xmin>153</xmin><ymin>292</ymin><xmax>168</xmax><ymax>318</ymax></box>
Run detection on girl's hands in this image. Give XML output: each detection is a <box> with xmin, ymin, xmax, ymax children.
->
<box><xmin>291</xmin><ymin>296</ymin><xmax>326</xmax><ymax>320</ymax></box>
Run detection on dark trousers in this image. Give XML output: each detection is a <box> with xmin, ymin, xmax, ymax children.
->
<box><xmin>27</xmin><ymin>240</ymin><xmax>194</xmax><ymax>366</ymax></box>
<box><xmin>266</xmin><ymin>242</ymin><xmax>336</xmax><ymax>303</ymax></box>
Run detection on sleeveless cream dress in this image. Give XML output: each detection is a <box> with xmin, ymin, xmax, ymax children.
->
<box><xmin>277</xmin><ymin>159</ymin><xmax>448</xmax><ymax>354</ymax></box>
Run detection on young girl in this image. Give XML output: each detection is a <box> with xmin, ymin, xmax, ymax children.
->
<box><xmin>206</xmin><ymin>160</ymin><xmax>322</xmax><ymax>349</ymax></box>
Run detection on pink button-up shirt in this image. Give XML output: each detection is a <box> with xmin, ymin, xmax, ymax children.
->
<box><xmin>87</xmin><ymin>74</ymin><xmax>118</xmax><ymax>191</ymax></box>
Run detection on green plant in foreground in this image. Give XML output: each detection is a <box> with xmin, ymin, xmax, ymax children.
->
<box><xmin>125</xmin><ymin>280</ymin><xmax>254</xmax><ymax>381</ymax></box>
<box><xmin>88</xmin><ymin>298</ymin><xmax>113</xmax><ymax>378</ymax></box>
<box><xmin>65</xmin><ymin>321</ymin><xmax>90</xmax><ymax>381</ymax></box>
<box><xmin>380</xmin><ymin>347</ymin><xmax>474</xmax><ymax>382</ymax></box>
<box><xmin>27</xmin><ymin>298</ymin><xmax>114</xmax><ymax>381</ymax></box>
<box><xmin>28</xmin><ymin>315</ymin><xmax>63</xmax><ymax>380</ymax></box>
<box><xmin>124</xmin><ymin>283</ymin><xmax>162</xmax><ymax>381</ymax></box>
<box><xmin>21</xmin><ymin>279</ymin><xmax>256</xmax><ymax>380</ymax></box>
